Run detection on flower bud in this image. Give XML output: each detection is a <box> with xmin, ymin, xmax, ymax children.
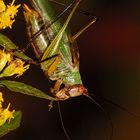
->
<box><xmin>0</xmin><ymin>103</ymin><xmax>15</xmax><ymax>126</ymax></box>
<box><xmin>0</xmin><ymin>50</ymin><xmax>12</xmax><ymax>72</ymax></box>
<box><xmin>0</xmin><ymin>58</ymin><xmax>30</xmax><ymax>78</ymax></box>
<box><xmin>0</xmin><ymin>92</ymin><xmax>15</xmax><ymax>126</ymax></box>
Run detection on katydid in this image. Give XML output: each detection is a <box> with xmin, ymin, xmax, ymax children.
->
<box><xmin>23</xmin><ymin>0</ymin><xmax>96</xmax><ymax>100</ymax></box>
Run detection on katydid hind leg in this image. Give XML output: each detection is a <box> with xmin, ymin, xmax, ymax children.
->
<box><xmin>48</xmin><ymin>0</ymin><xmax>97</xmax><ymax>42</ymax></box>
<box><xmin>71</xmin><ymin>16</ymin><xmax>97</xmax><ymax>42</ymax></box>
<box><xmin>49</xmin><ymin>0</ymin><xmax>96</xmax><ymax>17</ymax></box>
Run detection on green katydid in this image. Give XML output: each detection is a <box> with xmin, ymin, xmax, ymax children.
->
<box><xmin>23</xmin><ymin>0</ymin><xmax>96</xmax><ymax>100</ymax></box>
<box><xmin>0</xmin><ymin>0</ymin><xmax>95</xmax><ymax>137</ymax></box>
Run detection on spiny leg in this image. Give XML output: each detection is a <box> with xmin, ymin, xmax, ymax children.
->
<box><xmin>50</xmin><ymin>80</ymin><xmax>62</xmax><ymax>94</ymax></box>
<box><xmin>49</xmin><ymin>79</ymin><xmax>62</xmax><ymax>110</ymax></box>
<box><xmin>71</xmin><ymin>17</ymin><xmax>97</xmax><ymax>43</ymax></box>
<box><xmin>21</xmin><ymin>54</ymin><xmax>59</xmax><ymax>65</ymax></box>
<box><xmin>49</xmin><ymin>0</ymin><xmax>95</xmax><ymax>17</ymax></box>
<box><xmin>48</xmin><ymin>55</ymin><xmax>63</xmax><ymax>110</ymax></box>
<box><xmin>69</xmin><ymin>17</ymin><xmax>97</xmax><ymax>66</ymax></box>
<box><xmin>39</xmin><ymin>54</ymin><xmax>58</xmax><ymax>63</ymax></box>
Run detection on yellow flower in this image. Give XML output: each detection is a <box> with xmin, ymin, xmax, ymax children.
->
<box><xmin>0</xmin><ymin>0</ymin><xmax>6</xmax><ymax>12</ymax></box>
<box><xmin>0</xmin><ymin>92</ymin><xmax>15</xmax><ymax>126</ymax></box>
<box><xmin>0</xmin><ymin>104</ymin><xmax>15</xmax><ymax>126</ymax></box>
<box><xmin>0</xmin><ymin>58</ymin><xmax>30</xmax><ymax>78</ymax></box>
<box><xmin>0</xmin><ymin>50</ymin><xmax>12</xmax><ymax>72</ymax></box>
<box><xmin>0</xmin><ymin>0</ymin><xmax>21</xmax><ymax>29</ymax></box>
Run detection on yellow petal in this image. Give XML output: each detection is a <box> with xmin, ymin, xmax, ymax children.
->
<box><xmin>0</xmin><ymin>93</ymin><xmax>15</xmax><ymax>126</ymax></box>
<box><xmin>0</xmin><ymin>0</ymin><xmax>6</xmax><ymax>12</ymax></box>
<box><xmin>0</xmin><ymin>50</ymin><xmax>12</xmax><ymax>72</ymax></box>
<box><xmin>0</xmin><ymin>0</ymin><xmax>20</xmax><ymax>29</ymax></box>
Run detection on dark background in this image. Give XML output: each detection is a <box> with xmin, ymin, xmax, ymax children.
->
<box><xmin>1</xmin><ymin>0</ymin><xmax>140</xmax><ymax>140</ymax></box>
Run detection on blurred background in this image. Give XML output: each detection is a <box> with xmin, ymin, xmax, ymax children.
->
<box><xmin>1</xmin><ymin>0</ymin><xmax>140</xmax><ymax>140</ymax></box>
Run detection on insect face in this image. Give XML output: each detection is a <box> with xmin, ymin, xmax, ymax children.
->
<box><xmin>56</xmin><ymin>84</ymin><xmax>88</xmax><ymax>100</ymax></box>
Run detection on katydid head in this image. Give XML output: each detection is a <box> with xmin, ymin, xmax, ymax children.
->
<box><xmin>68</xmin><ymin>84</ymin><xmax>88</xmax><ymax>97</ymax></box>
<box><xmin>56</xmin><ymin>84</ymin><xmax>88</xmax><ymax>100</ymax></box>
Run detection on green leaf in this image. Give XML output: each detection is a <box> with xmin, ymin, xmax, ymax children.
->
<box><xmin>0</xmin><ymin>80</ymin><xmax>57</xmax><ymax>101</ymax></box>
<box><xmin>0</xmin><ymin>33</ymin><xmax>18</xmax><ymax>50</ymax></box>
<box><xmin>13</xmin><ymin>51</ymin><xmax>32</xmax><ymax>61</ymax></box>
<box><xmin>0</xmin><ymin>33</ymin><xmax>32</xmax><ymax>61</ymax></box>
<box><xmin>0</xmin><ymin>111</ymin><xmax>22</xmax><ymax>137</ymax></box>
